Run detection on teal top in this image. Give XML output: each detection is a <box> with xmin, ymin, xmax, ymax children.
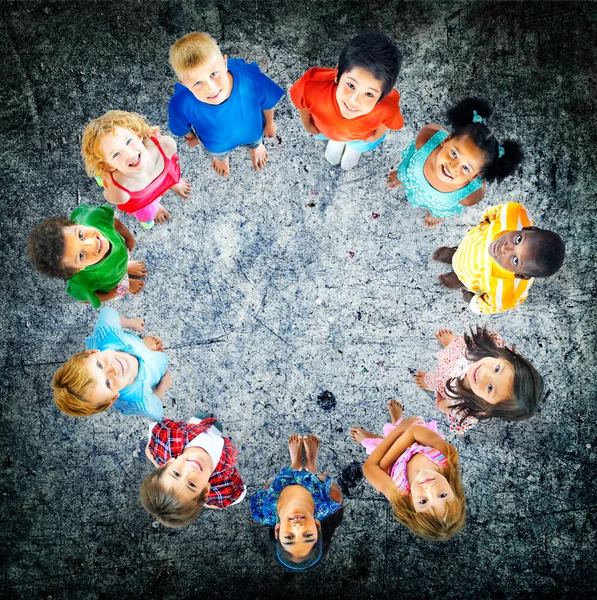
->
<box><xmin>397</xmin><ymin>130</ymin><xmax>483</xmax><ymax>219</ymax></box>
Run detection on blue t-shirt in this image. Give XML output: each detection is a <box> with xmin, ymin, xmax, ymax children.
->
<box><xmin>168</xmin><ymin>58</ymin><xmax>284</xmax><ymax>154</ymax></box>
<box><xmin>85</xmin><ymin>308</ymin><xmax>167</xmax><ymax>420</ymax></box>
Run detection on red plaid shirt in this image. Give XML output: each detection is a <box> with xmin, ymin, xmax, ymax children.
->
<box><xmin>149</xmin><ymin>418</ymin><xmax>245</xmax><ymax>509</ymax></box>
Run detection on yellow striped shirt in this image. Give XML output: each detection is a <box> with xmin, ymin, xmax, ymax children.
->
<box><xmin>452</xmin><ymin>203</ymin><xmax>534</xmax><ymax>314</ymax></box>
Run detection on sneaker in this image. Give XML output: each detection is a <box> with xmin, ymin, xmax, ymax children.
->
<box><xmin>325</xmin><ymin>140</ymin><xmax>346</xmax><ymax>165</ymax></box>
<box><xmin>341</xmin><ymin>146</ymin><xmax>362</xmax><ymax>170</ymax></box>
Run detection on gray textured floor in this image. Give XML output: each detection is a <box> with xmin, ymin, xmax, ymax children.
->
<box><xmin>1</xmin><ymin>1</ymin><xmax>596</xmax><ymax>598</ymax></box>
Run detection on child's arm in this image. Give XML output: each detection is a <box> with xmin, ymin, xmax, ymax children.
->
<box><xmin>94</xmin><ymin>287</ymin><xmax>121</xmax><ymax>303</ymax></box>
<box><xmin>152</xmin><ymin>372</ymin><xmax>172</xmax><ymax>400</ymax></box>
<box><xmin>365</xmin><ymin>124</ymin><xmax>388</xmax><ymax>143</ymax></box>
<box><xmin>297</xmin><ymin>108</ymin><xmax>321</xmax><ymax>136</ymax></box>
<box><xmin>113</xmin><ymin>218</ymin><xmax>135</xmax><ymax>252</ymax></box>
<box><xmin>150</xmin><ymin>134</ymin><xmax>178</xmax><ymax>158</ymax></box>
<box><xmin>459</xmin><ymin>180</ymin><xmax>487</xmax><ymax>207</ymax></box>
<box><xmin>145</xmin><ymin>441</ymin><xmax>160</xmax><ymax>467</ymax></box>
<box><xmin>415</xmin><ymin>124</ymin><xmax>445</xmax><ymax>150</ymax></box>
<box><xmin>263</xmin><ymin>108</ymin><xmax>277</xmax><ymax>138</ymax></box>
<box><xmin>119</xmin><ymin>316</ymin><xmax>145</xmax><ymax>333</ymax></box>
<box><xmin>102</xmin><ymin>179</ymin><xmax>131</xmax><ymax>206</ymax></box>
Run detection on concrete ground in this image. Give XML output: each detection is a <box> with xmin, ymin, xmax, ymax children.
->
<box><xmin>1</xmin><ymin>1</ymin><xmax>596</xmax><ymax>598</ymax></box>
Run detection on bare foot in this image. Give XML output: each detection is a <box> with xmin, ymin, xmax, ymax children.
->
<box><xmin>250</xmin><ymin>144</ymin><xmax>269</xmax><ymax>171</ymax></box>
<box><xmin>349</xmin><ymin>427</ymin><xmax>379</xmax><ymax>444</ymax></box>
<box><xmin>143</xmin><ymin>335</ymin><xmax>164</xmax><ymax>352</ymax></box>
<box><xmin>386</xmin><ymin>169</ymin><xmax>401</xmax><ymax>190</ymax></box>
<box><xmin>288</xmin><ymin>434</ymin><xmax>303</xmax><ymax>471</ymax></box>
<box><xmin>128</xmin><ymin>279</ymin><xmax>145</xmax><ymax>295</ymax></box>
<box><xmin>212</xmin><ymin>156</ymin><xmax>230</xmax><ymax>177</ymax></box>
<box><xmin>171</xmin><ymin>179</ymin><xmax>192</xmax><ymax>199</ymax></box>
<box><xmin>154</xmin><ymin>206</ymin><xmax>171</xmax><ymax>224</ymax></box>
<box><xmin>424</xmin><ymin>211</ymin><xmax>442</xmax><ymax>228</ymax></box>
<box><xmin>387</xmin><ymin>399</ymin><xmax>403</xmax><ymax>424</ymax></box>
<box><xmin>414</xmin><ymin>371</ymin><xmax>432</xmax><ymax>390</ymax></box>
<box><xmin>431</xmin><ymin>246</ymin><xmax>457</xmax><ymax>264</ymax></box>
<box><xmin>435</xmin><ymin>328</ymin><xmax>455</xmax><ymax>347</ymax></box>
<box><xmin>438</xmin><ymin>271</ymin><xmax>463</xmax><ymax>289</ymax></box>
<box><xmin>127</xmin><ymin>261</ymin><xmax>147</xmax><ymax>277</ymax></box>
<box><xmin>303</xmin><ymin>434</ymin><xmax>320</xmax><ymax>473</ymax></box>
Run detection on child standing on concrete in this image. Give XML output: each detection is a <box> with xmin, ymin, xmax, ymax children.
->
<box><xmin>168</xmin><ymin>32</ymin><xmax>284</xmax><ymax>177</ymax></box>
<box><xmin>52</xmin><ymin>307</ymin><xmax>170</xmax><ymax>419</ymax></box>
<box><xmin>290</xmin><ymin>30</ymin><xmax>404</xmax><ymax>170</ymax></box>
<box><xmin>140</xmin><ymin>412</ymin><xmax>246</xmax><ymax>528</ymax></box>
<box><xmin>432</xmin><ymin>202</ymin><xmax>566</xmax><ymax>314</ymax></box>
<box><xmin>28</xmin><ymin>204</ymin><xmax>146</xmax><ymax>307</ymax></box>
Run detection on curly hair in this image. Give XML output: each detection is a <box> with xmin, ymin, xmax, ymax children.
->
<box><xmin>28</xmin><ymin>217</ymin><xmax>76</xmax><ymax>279</ymax></box>
<box><xmin>445</xmin><ymin>326</ymin><xmax>546</xmax><ymax>424</ymax></box>
<box><xmin>519</xmin><ymin>227</ymin><xmax>566</xmax><ymax>278</ymax></box>
<box><xmin>446</xmin><ymin>97</ymin><xmax>524</xmax><ymax>183</ymax></box>
<box><xmin>169</xmin><ymin>31</ymin><xmax>221</xmax><ymax>78</ymax></box>
<box><xmin>81</xmin><ymin>110</ymin><xmax>159</xmax><ymax>178</ymax></box>
<box><xmin>390</xmin><ymin>450</ymin><xmax>465</xmax><ymax>542</ymax></box>
<box><xmin>140</xmin><ymin>467</ymin><xmax>209</xmax><ymax>528</ymax></box>
<box><xmin>52</xmin><ymin>350</ymin><xmax>112</xmax><ymax>417</ymax></box>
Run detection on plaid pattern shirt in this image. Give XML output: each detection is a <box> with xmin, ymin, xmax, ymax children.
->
<box><xmin>149</xmin><ymin>418</ymin><xmax>245</xmax><ymax>509</ymax></box>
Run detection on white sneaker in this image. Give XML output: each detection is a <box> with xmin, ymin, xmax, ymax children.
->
<box><xmin>341</xmin><ymin>146</ymin><xmax>362</xmax><ymax>170</ymax></box>
<box><xmin>325</xmin><ymin>140</ymin><xmax>346</xmax><ymax>165</ymax></box>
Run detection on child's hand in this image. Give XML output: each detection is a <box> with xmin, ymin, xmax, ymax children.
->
<box><xmin>434</xmin><ymin>329</ymin><xmax>455</xmax><ymax>347</ymax></box>
<box><xmin>159</xmin><ymin>372</ymin><xmax>172</xmax><ymax>391</ymax></box>
<box><xmin>263</xmin><ymin>121</ymin><xmax>277</xmax><ymax>138</ymax></box>
<box><xmin>386</xmin><ymin>170</ymin><xmax>401</xmax><ymax>189</ymax></box>
<box><xmin>462</xmin><ymin>289</ymin><xmax>474</xmax><ymax>303</ymax></box>
<box><xmin>304</xmin><ymin>121</ymin><xmax>321</xmax><ymax>136</ymax></box>
<box><xmin>125</xmin><ymin>236</ymin><xmax>135</xmax><ymax>252</ymax></box>
<box><xmin>143</xmin><ymin>335</ymin><xmax>164</xmax><ymax>351</ymax></box>
<box><xmin>129</xmin><ymin>318</ymin><xmax>145</xmax><ymax>333</ymax></box>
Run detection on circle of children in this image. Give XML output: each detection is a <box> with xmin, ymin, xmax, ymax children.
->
<box><xmin>27</xmin><ymin>31</ymin><xmax>566</xmax><ymax>571</ymax></box>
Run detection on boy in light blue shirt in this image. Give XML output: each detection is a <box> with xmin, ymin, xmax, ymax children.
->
<box><xmin>52</xmin><ymin>308</ymin><xmax>170</xmax><ymax>420</ymax></box>
<box><xmin>168</xmin><ymin>31</ymin><xmax>284</xmax><ymax>178</ymax></box>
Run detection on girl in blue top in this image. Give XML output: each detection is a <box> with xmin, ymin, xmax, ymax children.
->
<box><xmin>250</xmin><ymin>434</ymin><xmax>343</xmax><ymax>571</ymax></box>
<box><xmin>387</xmin><ymin>97</ymin><xmax>523</xmax><ymax>227</ymax></box>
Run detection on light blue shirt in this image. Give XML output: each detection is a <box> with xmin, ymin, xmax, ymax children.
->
<box><xmin>85</xmin><ymin>308</ymin><xmax>167</xmax><ymax>420</ymax></box>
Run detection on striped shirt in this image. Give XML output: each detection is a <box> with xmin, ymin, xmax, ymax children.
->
<box><xmin>452</xmin><ymin>202</ymin><xmax>534</xmax><ymax>314</ymax></box>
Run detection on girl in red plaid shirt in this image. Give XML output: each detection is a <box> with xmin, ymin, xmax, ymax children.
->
<box><xmin>140</xmin><ymin>412</ymin><xmax>246</xmax><ymax>528</ymax></box>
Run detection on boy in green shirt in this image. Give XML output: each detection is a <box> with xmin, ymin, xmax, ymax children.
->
<box><xmin>28</xmin><ymin>204</ymin><xmax>146</xmax><ymax>307</ymax></box>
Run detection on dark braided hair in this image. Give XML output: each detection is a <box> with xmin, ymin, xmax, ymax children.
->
<box><xmin>445</xmin><ymin>326</ymin><xmax>546</xmax><ymax>424</ymax></box>
<box><xmin>28</xmin><ymin>217</ymin><xmax>77</xmax><ymax>279</ymax></box>
<box><xmin>446</xmin><ymin>97</ymin><xmax>524</xmax><ymax>183</ymax></box>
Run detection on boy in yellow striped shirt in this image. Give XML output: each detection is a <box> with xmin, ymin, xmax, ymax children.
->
<box><xmin>432</xmin><ymin>202</ymin><xmax>565</xmax><ymax>314</ymax></box>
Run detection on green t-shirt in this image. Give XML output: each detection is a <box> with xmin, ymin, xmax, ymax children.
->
<box><xmin>66</xmin><ymin>205</ymin><xmax>128</xmax><ymax>308</ymax></box>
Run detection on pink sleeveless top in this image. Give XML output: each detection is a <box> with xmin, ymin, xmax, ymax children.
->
<box><xmin>109</xmin><ymin>136</ymin><xmax>181</xmax><ymax>214</ymax></box>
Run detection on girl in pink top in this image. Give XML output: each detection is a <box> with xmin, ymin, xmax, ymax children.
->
<box><xmin>351</xmin><ymin>400</ymin><xmax>465</xmax><ymax>542</ymax></box>
<box><xmin>82</xmin><ymin>111</ymin><xmax>192</xmax><ymax>229</ymax></box>
<box><xmin>414</xmin><ymin>326</ymin><xmax>545</xmax><ymax>436</ymax></box>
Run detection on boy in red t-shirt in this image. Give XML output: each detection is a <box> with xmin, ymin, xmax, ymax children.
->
<box><xmin>290</xmin><ymin>31</ymin><xmax>404</xmax><ymax>170</ymax></box>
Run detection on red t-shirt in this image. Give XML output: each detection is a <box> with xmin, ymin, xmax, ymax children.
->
<box><xmin>290</xmin><ymin>67</ymin><xmax>404</xmax><ymax>141</ymax></box>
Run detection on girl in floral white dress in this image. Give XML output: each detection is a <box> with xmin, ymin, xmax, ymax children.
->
<box><xmin>414</xmin><ymin>326</ymin><xmax>545</xmax><ymax>435</ymax></box>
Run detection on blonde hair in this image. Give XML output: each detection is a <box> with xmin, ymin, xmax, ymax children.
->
<box><xmin>390</xmin><ymin>450</ymin><xmax>466</xmax><ymax>542</ymax></box>
<box><xmin>140</xmin><ymin>468</ymin><xmax>209</xmax><ymax>528</ymax></box>
<box><xmin>169</xmin><ymin>32</ymin><xmax>221</xmax><ymax>78</ymax></box>
<box><xmin>52</xmin><ymin>350</ymin><xmax>110</xmax><ymax>417</ymax></box>
<box><xmin>81</xmin><ymin>110</ymin><xmax>159</xmax><ymax>178</ymax></box>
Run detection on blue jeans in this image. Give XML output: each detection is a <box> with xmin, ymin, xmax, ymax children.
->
<box><xmin>211</xmin><ymin>137</ymin><xmax>263</xmax><ymax>161</ymax></box>
<box><xmin>314</xmin><ymin>133</ymin><xmax>387</xmax><ymax>152</ymax></box>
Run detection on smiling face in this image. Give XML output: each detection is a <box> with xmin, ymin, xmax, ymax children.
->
<box><xmin>99</xmin><ymin>126</ymin><xmax>148</xmax><ymax>175</ymax></box>
<box><xmin>410</xmin><ymin>470</ymin><xmax>455</xmax><ymax>514</ymax></box>
<box><xmin>464</xmin><ymin>357</ymin><xmax>515</xmax><ymax>404</ymax></box>
<box><xmin>61</xmin><ymin>225</ymin><xmax>110</xmax><ymax>272</ymax></box>
<box><xmin>82</xmin><ymin>349</ymin><xmax>139</xmax><ymax>407</ymax></box>
<box><xmin>161</xmin><ymin>448</ymin><xmax>213</xmax><ymax>503</ymax></box>
<box><xmin>275</xmin><ymin>513</ymin><xmax>320</xmax><ymax>560</ymax></box>
<box><xmin>335</xmin><ymin>66</ymin><xmax>384</xmax><ymax>119</ymax></box>
<box><xmin>435</xmin><ymin>134</ymin><xmax>487</xmax><ymax>186</ymax></box>
<box><xmin>178</xmin><ymin>53</ymin><xmax>232</xmax><ymax>105</ymax></box>
<box><xmin>488</xmin><ymin>230</ymin><xmax>541</xmax><ymax>276</ymax></box>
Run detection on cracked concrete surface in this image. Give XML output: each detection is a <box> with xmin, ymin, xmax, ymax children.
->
<box><xmin>1</xmin><ymin>1</ymin><xmax>596</xmax><ymax>598</ymax></box>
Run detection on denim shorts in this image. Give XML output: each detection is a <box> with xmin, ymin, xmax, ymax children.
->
<box><xmin>315</xmin><ymin>133</ymin><xmax>387</xmax><ymax>153</ymax></box>
<box><xmin>210</xmin><ymin>137</ymin><xmax>263</xmax><ymax>161</ymax></box>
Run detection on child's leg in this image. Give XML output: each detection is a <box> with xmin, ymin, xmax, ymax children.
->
<box><xmin>211</xmin><ymin>150</ymin><xmax>231</xmax><ymax>177</ymax></box>
<box><xmin>387</xmin><ymin>399</ymin><xmax>403</xmax><ymax>424</ymax></box>
<box><xmin>133</xmin><ymin>197</ymin><xmax>170</xmax><ymax>228</ymax></box>
<box><xmin>288</xmin><ymin>433</ymin><xmax>303</xmax><ymax>471</ymax></box>
<box><xmin>127</xmin><ymin>260</ymin><xmax>147</xmax><ymax>277</ymax></box>
<box><xmin>431</xmin><ymin>246</ymin><xmax>457</xmax><ymax>264</ymax></box>
<box><xmin>325</xmin><ymin>140</ymin><xmax>346</xmax><ymax>165</ymax></box>
<box><xmin>341</xmin><ymin>135</ymin><xmax>387</xmax><ymax>171</ymax></box>
<box><xmin>143</xmin><ymin>336</ymin><xmax>164</xmax><ymax>352</ymax></box>
<box><xmin>349</xmin><ymin>427</ymin><xmax>383</xmax><ymax>453</ymax></box>
<box><xmin>424</xmin><ymin>211</ymin><xmax>442</xmax><ymax>228</ymax></box>
<box><xmin>303</xmin><ymin>434</ymin><xmax>320</xmax><ymax>474</ymax></box>
<box><xmin>247</xmin><ymin>138</ymin><xmax>269</xmax><ymax>171</ymax></box>
<box><xmin>438</xmin><ymin>271</ymin><xmax>464</xmax><ymax>289</ymax></box>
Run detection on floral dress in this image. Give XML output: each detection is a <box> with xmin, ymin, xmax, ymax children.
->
<box><xmin>423</xmin><ymin>333</ymin><xmax>505</xmax><ymax>435</ymax></box>
<box><xmin>250</xmin><ymin>468</ymin><xmax>342</xmax><ymax>526</ymax></box>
